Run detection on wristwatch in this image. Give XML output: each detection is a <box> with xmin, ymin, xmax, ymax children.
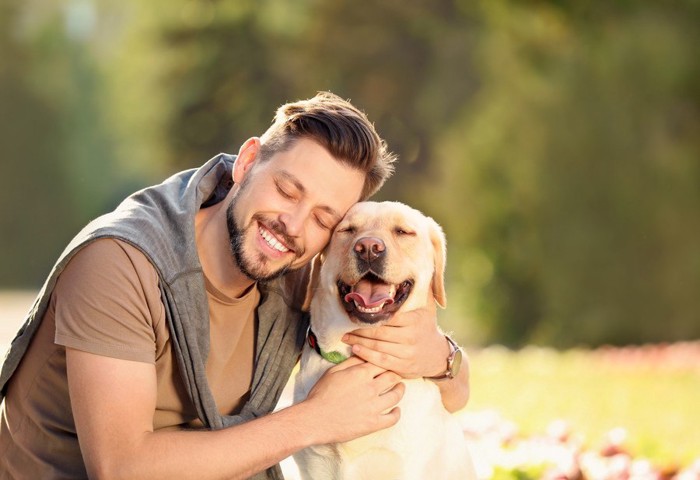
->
<box><xmin>427</xmin><ymin>335</ymin><xmax>462</xmax><ymax>381</ymax></box>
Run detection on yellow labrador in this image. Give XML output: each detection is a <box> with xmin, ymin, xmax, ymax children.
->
<box><xmin>293</xmin><ymin>201</ymin><xmax>476</xmax><ymax>480</ymax></box>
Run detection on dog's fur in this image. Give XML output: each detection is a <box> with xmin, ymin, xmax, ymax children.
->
<box><xmin>293</xmin><ymin>201</ymin><xmax>476</xmax><ymax>480</ymax></box>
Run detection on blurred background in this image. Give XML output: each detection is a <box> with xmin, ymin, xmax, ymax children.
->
<box><xmin>2</xmin><ymin>0</ymin><xmax>700</xmax><ymax>473</ymax></box>
<box><xmin>1</xmin><ymin>0</ymin><xmax>699</xmax><ymax>351</ymax></box>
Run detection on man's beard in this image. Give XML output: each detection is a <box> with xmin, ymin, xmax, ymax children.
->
<box><xmin>226</xmin><ymin>198</ymin><xmax>299</xmax><ymax>283</ymax></box>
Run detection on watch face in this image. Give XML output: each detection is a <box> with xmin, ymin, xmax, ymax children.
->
<box><xmin>450</xmin><ymin>348</ymin><xmax>463</xmax><ymax>377</ymax></box>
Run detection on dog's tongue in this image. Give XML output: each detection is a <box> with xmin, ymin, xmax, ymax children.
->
<box><xmin>345</xmin><ymin>279</ymin><xmax>396</xmax><ymax>309</ymax></box>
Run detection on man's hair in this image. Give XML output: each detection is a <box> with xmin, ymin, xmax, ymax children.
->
<box><xmin>259</xmin><ymin>92</ymin><xmax>396</xmax><ymax>200</ymax></box>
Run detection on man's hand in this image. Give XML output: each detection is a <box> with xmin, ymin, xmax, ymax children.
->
<box><xmin>302</xmin><ymin>356</ymin><xmax>405</xmax><ymax>445</ymax></box>
<box><xmin>341</xmin><ymin>299</ymin><xmax>448</xmax><ymax>379</ymax></box>
<box><xmin>341</xmin><ymin>295</ymin><xmax>471</xmax><ymax>413</ymax></box>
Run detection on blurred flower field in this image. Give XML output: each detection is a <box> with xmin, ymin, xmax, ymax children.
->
<box><xmin>463</xmin><ymin>343</ymin><xmax>700</xmax><ymax>479</ymax></box>
<box><xmin>279</xmin><ymin>342</ymin><xmax>700</xmax><ymax>480</ymax></box>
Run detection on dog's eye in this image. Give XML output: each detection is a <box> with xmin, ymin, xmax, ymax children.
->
<box><xmin>394</xmin><ymin>227</ymin><xmax>415</xmax><ymax>236</ymax></box>
<box><xmin>337</xmin><ymin>226</ymin><xmax>356</xmax><ymax>234</ymax></box>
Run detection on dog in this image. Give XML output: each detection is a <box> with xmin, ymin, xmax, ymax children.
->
<box><xmin>293</xmin><ymin>201</ymin><xmax>476</xmax><ymax>480</ymax></box>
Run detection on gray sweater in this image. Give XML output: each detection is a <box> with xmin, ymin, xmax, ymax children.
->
<box><xmin>0</xmin><ymin>154</ymin><xmax>308</xmax><ymax>479</ymax></box>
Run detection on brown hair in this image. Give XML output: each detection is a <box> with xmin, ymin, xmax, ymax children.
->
<box><xmin>259</xmin><ymin>91</ymin><xmax>396</xmax><ymax>200</ymax></box>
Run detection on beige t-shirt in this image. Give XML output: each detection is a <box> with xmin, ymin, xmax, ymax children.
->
<box><xmin>0</xmin><ymin>238</ymin><xmax>257</xmax><ymax>478</ymax></box>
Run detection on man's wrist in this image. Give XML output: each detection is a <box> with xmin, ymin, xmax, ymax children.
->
<box><xmin>426</xmin><ymin>335</ymin><xmax>462</xmax><ymax>381</ymax></box>
<box><xmin>284</xmin><ymin>399</ymin><xmax>326</xmax><ymax>448</ymax></box>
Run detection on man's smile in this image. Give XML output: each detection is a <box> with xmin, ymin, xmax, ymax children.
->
<box><xmin>256</xmin><ymin>221</ymin><xmax>296</xmax><ymax>258</ymax></box>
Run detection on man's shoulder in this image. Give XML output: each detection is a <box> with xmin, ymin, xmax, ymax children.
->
<box><xmin>72</xmin><ymin>238</ymin><xmax>156</xmax><ymax>276</ymax></box>
<box><xmin>59</xmin><ymin>238</ymin><xmax>161</xmax><ymax>309</ymax></box>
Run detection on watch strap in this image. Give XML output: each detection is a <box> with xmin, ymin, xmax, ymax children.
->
<box><xmin>426</xmin><ymin>335</ymin><xmax>461</xmax><ymax>381</ymax></box>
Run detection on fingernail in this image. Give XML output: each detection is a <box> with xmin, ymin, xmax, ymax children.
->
<box><xmin>342</xmin><ymin>334</ymin><xmax>349</xmax><ymax>342</ymax></box>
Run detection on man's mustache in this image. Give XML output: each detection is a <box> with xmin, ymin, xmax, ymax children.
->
<box><xmin>254</xmin><ymin>215</ymin><xmax>304</xmax><ymax>258</ymax></box>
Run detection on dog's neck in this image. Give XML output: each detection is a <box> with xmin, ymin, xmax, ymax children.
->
<box><xmin>306</xmin><ymin>327</ymin><xmax>348</xmax><ymax>364</ymax></box>
<box><xmin>308</xmin><ymin>296</ymin><xmax>355</xmax><ymax>363</ymax></box>
<box><xmin>307</xmin><ymin>280</ymin><xmax>431</xmax><ymax>366</ymax></box>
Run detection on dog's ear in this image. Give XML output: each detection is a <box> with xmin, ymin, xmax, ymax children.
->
<box><xmin>429</xmin><ymin>218</ymin><xmax>447</xmax><ymax>309</ymax></box>
<box><xmin>302</xmin><ymin>253</ymin><xmax>324</xmax><ymax>312</ymax></box>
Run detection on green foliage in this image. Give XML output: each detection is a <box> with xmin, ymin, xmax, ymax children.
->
<box><xmin>438</xmin><ymin>1</ymin><xmax>700</xmax><ymax>347</ymax></box>
<box><xmin>1</xmin><ymin>0</ymin><xmax>698</xmax><ymax>346</ymax></box>
<box><xmin>0</xmin><ymin>1</ymin><xmax>79</xmax><ymax>285</ymax></box>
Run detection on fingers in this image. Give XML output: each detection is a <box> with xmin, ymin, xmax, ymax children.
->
<box><xmin>305</xmin><ymin>358</ymin><xmax>405</xmax><ymax>444</ymax></box>
<box><xmin>342</xmin><ymin>305</ymin><xmax>446</xmax><ymax>378</ymax></box>
<box><xmin>350</xmin><ymin>344</ymin><xmax>404</xmax><ymax>372</ymax></box>
<box><xmin>325</xmin><ymin>358</ymin><xmax>404</xmax><ymax>396</ymax></box>
<box><xmin>344</xmin><ymin>306</ymin><xmax>437</xmax><ymax>343</ymax></box>
<box><xmin>329</xmin><ymin>355</ymin><xmax>392</xmax><ymax>379</ymax></box>
<box><xmin>374</xmin><ymin>370</ymin><xmax>403</xmax><ymax>395</ymax></box>
<box><xmin>327</xmin><ymin>355</ymin><xmax>365</xmax><ymax>372</ymax></box>
<box><xmin>381</xmin><ymin>406</ymin><xmax>401</xmax><ymax>428</ymax></box>
<box><xmin>376</xmin><ymin>400</ymin><xmax>403</xmax><ymax>429</ymax></box>
<box><xmin>343</xmin><ymin>328</ymin><xmax>415</xmax><ymax>373</ymax></box>
<box><xmin>344</xmin><ymin>326</ymin><xmax>405</xmax><ymax>345</ymax></box>
<box><xmin>345</xmin><ymin>332</ymin><xmax>408</xmax><ymax>358</ymax></box>
<box><xmin>371</xmin><ymin>382</ymin><xmax>405</xmax><ymax>431</ymax></box>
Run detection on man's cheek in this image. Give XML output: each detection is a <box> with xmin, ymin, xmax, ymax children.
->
<box><xmin>319</xmin><ymin>232</ymin><xmax>334</xmax><ymax>252</ymax></box>
<box><xmin>302</xmin><ymin>235</ymin><xmax>330</xmax><ymax>263</ymax></box>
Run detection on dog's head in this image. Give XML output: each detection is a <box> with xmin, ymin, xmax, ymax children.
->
<box><xmin>304</xmin><ymin>201</ymin><xmax>446</xmax><ymax>326</ymax></box>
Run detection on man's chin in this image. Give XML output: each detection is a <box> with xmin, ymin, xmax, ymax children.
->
<box><xmin>237</xmin><ymin>254</ymin><xmax>293</xmax><ymax>283</ymax></box>
<box><xmin>243</xmin><ymin>269</ymin><xmax>289</xmax><ymax>283</ymax></box>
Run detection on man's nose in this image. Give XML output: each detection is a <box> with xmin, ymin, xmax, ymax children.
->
<box><xmin>354</xmin><ymin>237</ymin><xmax>386</xmax><ymax>263</ymax></box>
<box><xmin>279</xmin><ymin>211</ymin><xmax>304</xmax><ymax>238</ymax></box>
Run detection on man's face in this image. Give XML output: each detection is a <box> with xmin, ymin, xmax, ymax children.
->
<box><xmin>227</xmin><ymin>138</ymin><xmax>366</xmax><ymax>282</ymax></box>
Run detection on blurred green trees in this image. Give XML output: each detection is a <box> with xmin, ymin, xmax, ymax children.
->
<box><xmin>1</xmin><ymin>0</ymin><xmax>698</xmax><ymax>347</ymax></box>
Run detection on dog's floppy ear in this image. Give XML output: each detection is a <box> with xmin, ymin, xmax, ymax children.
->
<box><xmin>429</xmin><ymin>218</ymin><xmax>447</xmax><ymax>309</ymax></box>
<box><xmin>302</xmin><ymin>253</ymin><xmax>324</xmax><ymax>312</ymax></box>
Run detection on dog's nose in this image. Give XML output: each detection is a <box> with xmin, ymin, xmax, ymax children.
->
<box><xmin>354</xmin><ymin>237</ymin><xmax>386</xmax><ymax>263</ymax></box>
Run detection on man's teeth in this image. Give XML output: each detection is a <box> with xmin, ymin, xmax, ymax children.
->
<box><xmin>354</xmin><ymin>301</ymin><xmax>386</xmax><ymax>314</ymax></box>
<box><xmin>259</xmin><ymin>227</ymin><xmax>290</xmax><ymax>253</ymax></box>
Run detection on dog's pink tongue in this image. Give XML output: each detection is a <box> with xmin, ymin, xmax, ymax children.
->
<box><xmin>344</xmin><ymin>280</ymin><xmax>395</xmax><ymax>308</ymax></box>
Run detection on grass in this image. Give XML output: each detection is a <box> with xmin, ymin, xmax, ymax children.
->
<box><xmin>465</xmin><ymin>344</ymin><xmax>700</xmax><ymax>468</ymax></box>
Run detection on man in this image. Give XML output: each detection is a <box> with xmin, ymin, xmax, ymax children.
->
<box><xmin>0</xmin><ymin>92</ymin><xmax>469</xmax><ymax>479</ymax></box>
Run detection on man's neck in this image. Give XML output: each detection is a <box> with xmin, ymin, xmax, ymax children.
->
<box><xmin>194</xmin><ymin>197</ymin><xmax>255</xmax><ymax>299</ymax></box>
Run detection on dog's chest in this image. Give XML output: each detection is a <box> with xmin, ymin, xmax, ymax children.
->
<box><xmin>294</xmin><ymin>348</ymin><xmax>474</xmax><ymax>480</ymax></box>
<box><xmin>293</xmin><ymin>345</ymin><xmax>336</xmax><ymax>404</ymax></box>
<box><xmin>335</xmin><ymin>378</ymin><xmax>452</xmax><ymax>477</ymax></box>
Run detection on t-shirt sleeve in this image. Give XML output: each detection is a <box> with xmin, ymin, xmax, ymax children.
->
<box><xmin>54</xmin><ymin>238</ymin><xmax>163</xmax><ymax>364</ymax></box>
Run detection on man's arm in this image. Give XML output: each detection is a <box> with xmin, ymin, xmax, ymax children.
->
<box><xmin>66</xmin><ymin>349</ymin><xmax>403</xmax><ymax>480</ymax></box>
<box><xmin>342</xmin><ymin>301</ymin><xmax>470</xmax><ymax>413</ymax></box>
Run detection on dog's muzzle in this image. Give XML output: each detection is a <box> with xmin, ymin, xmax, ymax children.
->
<box><xmin>353</xmin><ymin>236</ymin><xmax>386</xmax><ymax>274</ymax></box>
<box><xmin>337</xmin><ymin>274</ymin><xmax>414</xmax><ymax>325</ymax></box>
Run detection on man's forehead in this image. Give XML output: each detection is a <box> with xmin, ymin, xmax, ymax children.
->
<box><xmin>275</xmin><ymin>168</ymin><xmax>354</xmax><ymax>221</ymax></box>
<box><xmin>265</xmin><ymin>138</ymin><xmax>365</xmax><ymax>208</ymax></box>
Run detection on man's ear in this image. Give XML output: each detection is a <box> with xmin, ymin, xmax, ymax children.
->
<box><xmin>429</xmin><ymin>218</ymin><xmax>447</xmax><ymax>309</ymax></box>
<box><xmin>302</xmin><ymin>253</ymin><xmax>324</xmax><ymax>312</ymax></box>
<box><xmin>233</xmin><ymin>137</ymin><xmax>261</xmax><ymax>184</ymax></box>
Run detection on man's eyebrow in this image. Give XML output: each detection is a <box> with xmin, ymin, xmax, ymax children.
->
<box><xmin>277</xmin><ymin>171</ymin><xmax>342</xmax><ymax>222</ymax></box>
<box><xmin>277</xmin><ymin>171</ymin><xmax>306</xmax><ymax>194</ymax></box>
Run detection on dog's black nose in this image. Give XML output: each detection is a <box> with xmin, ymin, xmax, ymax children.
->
<box><xmin>354</xmin><ymin>237</ymin><xmax>386</xmax><ymax>263</ymax></box>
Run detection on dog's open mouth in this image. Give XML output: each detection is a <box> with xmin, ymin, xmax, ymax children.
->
<box><xmin>337</xmin><ymin>273</ymin><xmax>414</xmax><ymax>324</ymax></box>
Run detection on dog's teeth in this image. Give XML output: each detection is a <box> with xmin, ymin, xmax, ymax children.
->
<box><xmin>354</xmin><ymin>301</ymin><xmax>384</xmax><ymax>314</ymax></box>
